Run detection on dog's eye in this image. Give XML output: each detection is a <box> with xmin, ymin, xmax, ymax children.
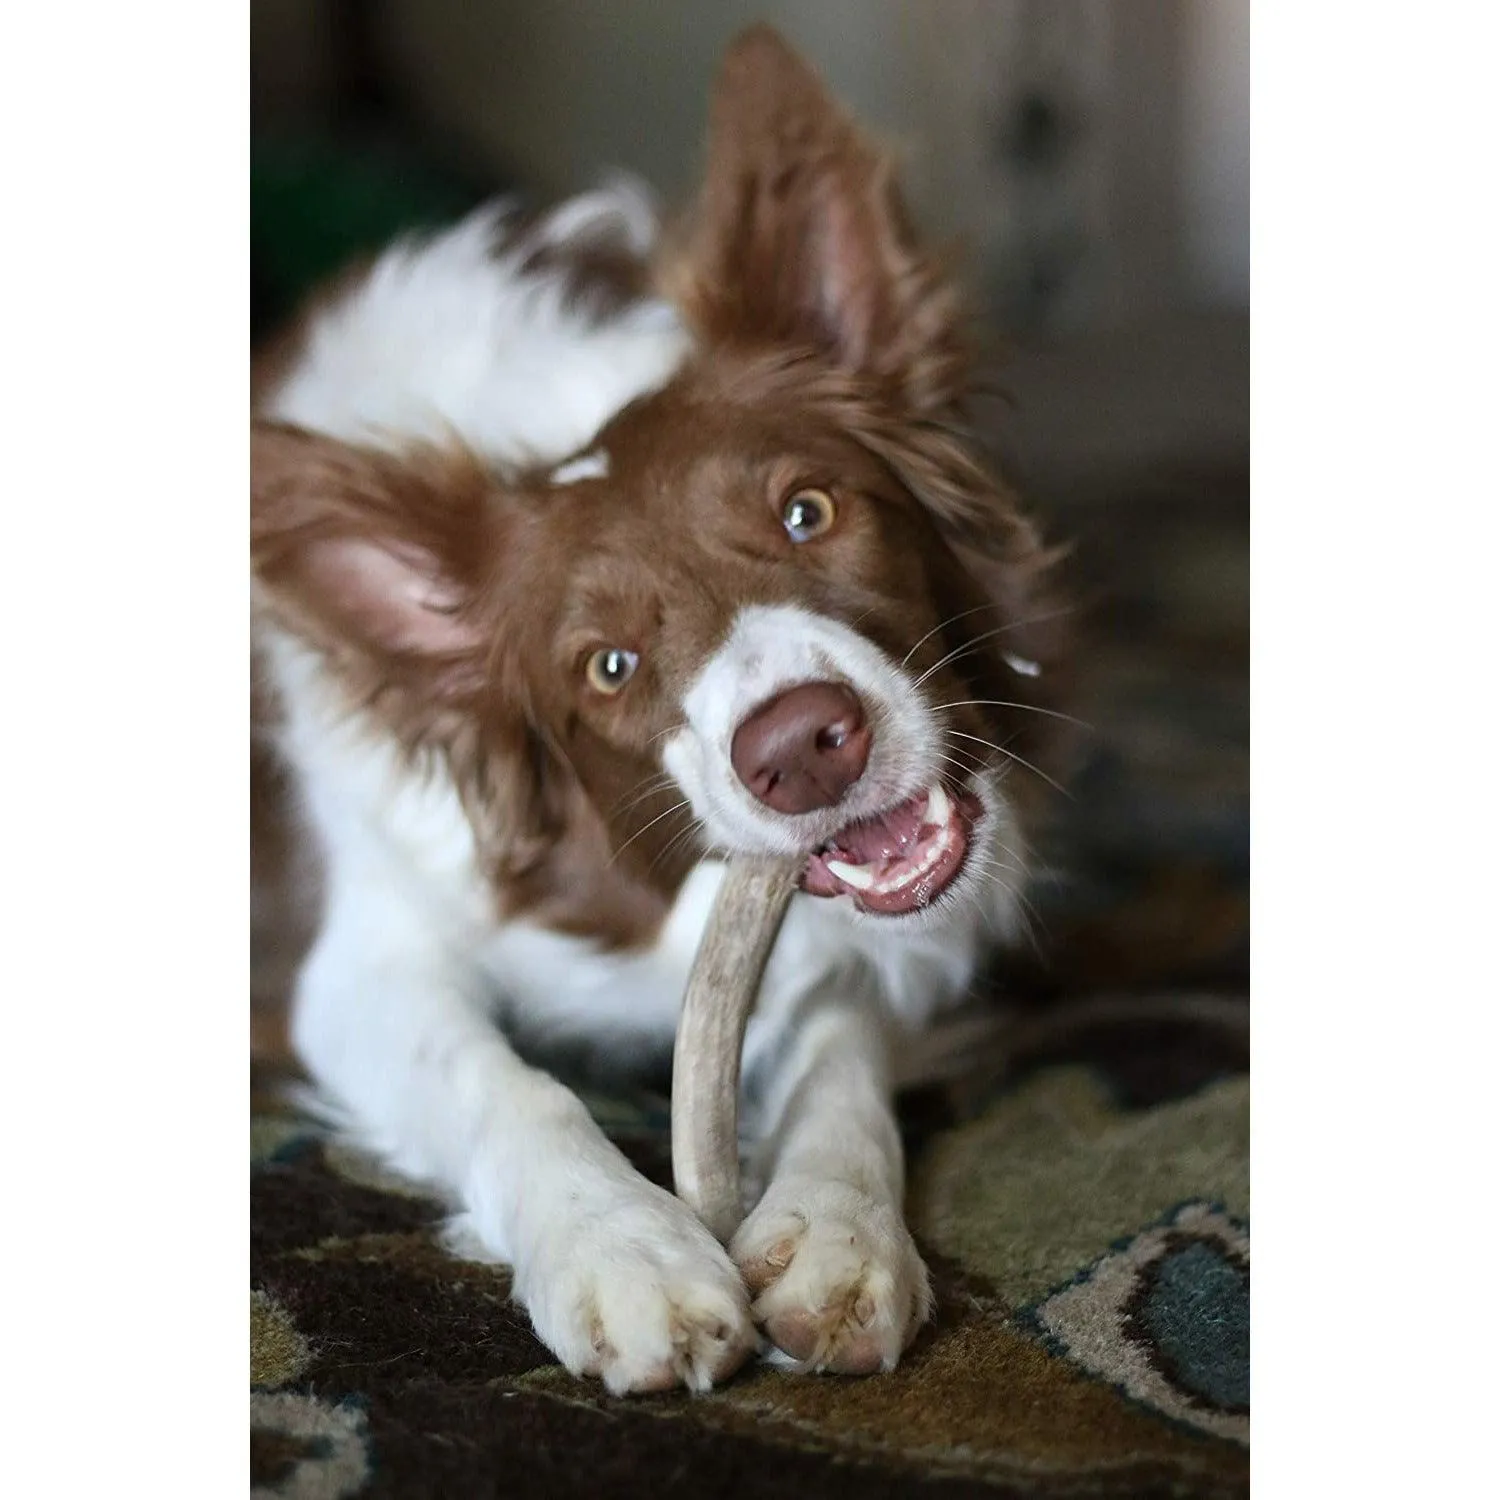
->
<box><xmin>585</xmin><ymin>647</ymin><xmax>639</xmax><ymax>695</ymax></box>
<box><xmin>782</xmin><ymin>488</ymin><xmax>837</xmax><ymax>542</ymax></box>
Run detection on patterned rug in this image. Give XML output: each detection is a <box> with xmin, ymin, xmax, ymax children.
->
<box><xmin>252</xmin><ymin>991</ymin><xmax>1246</xmax><ymax>1499</ymax></box>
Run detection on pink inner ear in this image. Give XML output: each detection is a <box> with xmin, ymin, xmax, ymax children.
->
<box><xmin>810</xmin><ymin>191</ymin><xmax>883</xmax><ymax>370</ymax></box>
<box><xmin>304</xmin><ymin>534</ymin><xmax>475</xmax><ymax>657</ymax></box>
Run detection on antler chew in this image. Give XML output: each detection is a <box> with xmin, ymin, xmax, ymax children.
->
<box><xmin>671</xmin><ymin>854</ymin><xmax>801</xmax><ymax>1243</ymax></box>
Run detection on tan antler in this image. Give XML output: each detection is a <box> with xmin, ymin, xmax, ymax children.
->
<box><xmin>671</xmin><ymin>855</ymin><xmax>801</xmax><ymax>1243</ymax></box>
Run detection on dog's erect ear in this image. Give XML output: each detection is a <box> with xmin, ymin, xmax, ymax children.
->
<box><xmin>251</xmin><ymin>421</ymin><xmax>494</xmax><ymax>697</ymax></box>
<box><xmin>668</xmin><ymin>25</ymin><xmax>966</xmax><ymax>411</ymax></box>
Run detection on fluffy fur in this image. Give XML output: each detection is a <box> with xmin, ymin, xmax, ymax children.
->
<box><xmin>251</xmin><ymin>27</ymin><xmax>1068</xmax><ymax>1392</ymax></box>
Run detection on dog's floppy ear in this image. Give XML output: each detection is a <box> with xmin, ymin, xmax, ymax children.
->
<box><xmin>668</xmin><ymin>24</ymin><xmax>966</xmax><ymax>412</ymax></box>
<box><xmin>251</xmin><ymin>420</ymin><xmax>494</xmax><ymax>701</ymax></box>
<box><xmin>252</xmin><ymin>419</ymin><xmax>575</xmax><ymax>870</ymax></box>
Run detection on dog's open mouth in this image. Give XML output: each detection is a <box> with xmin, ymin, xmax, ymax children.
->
<box><xmin>801</xmin><ymin>782</ymin><xmax>981</xmax><ymax>915</ymax></box>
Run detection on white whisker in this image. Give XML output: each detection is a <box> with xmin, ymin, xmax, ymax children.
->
<box><xmin>900</xmin><ymin>602</ymin><xmax>1008</xmax><ymax>669</ymax></box>
<box><xmin>647</xmin><ymin>815</ymin><xmax>708</xmax><ymax>876</ymax></box>
<box><xmin>944</xmin><ymin>728</ymin><xmax>1071</xmax><ymax>799</ymax></box>
<box><xmin>934</xmin><ymin>699</ymin><xmax>1093</xmax><ymax>733</ymax></box>
<box><xmin>608</xmin><ymin>798</ymin><xmax>694</xmax><ymax>866</ymax></box>
<box><xmin>901</xmin><ymin>601</ymin><xmax>1078</xmax><ymax>671</ymax></box>
<box><xmin>914</xmin><ymin>622</ymin><xmax>1037</xmax><ymax>689</ymax></box>
<box><xmin>935</xmin><ymin>749</ymin><xmax>989</xmax><ymax>781</ymax></box>
<box><xmin>607</xmin><ymin>772</ymin><xmax>677</xmax><ymax>819</ymax></box>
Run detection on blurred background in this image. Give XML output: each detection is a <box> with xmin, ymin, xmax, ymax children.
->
<box><xmin>251</xmin><ymin>0</ymin><xmax>1249</xmax><ymax>996</ymax></box>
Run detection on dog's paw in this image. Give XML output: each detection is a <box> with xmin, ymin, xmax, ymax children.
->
<box><xmin>517</xmin><ymin>1183</ymin><xmax>757</xmax><ymax>1395</ymax></box>
<box><xmin>731</xmin><ymin>1179</ymin><xmax>933</xmax><ymax>1374</ymax></box>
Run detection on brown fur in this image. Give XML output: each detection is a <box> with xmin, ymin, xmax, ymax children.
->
<box><xmin>251</xmin><ymin>26</ymin><xmax>1070</xmax><ymax>955</ymax></box>
<box><xmin>660</xmin><ymin>26</ymin><xmax>971</xmax><ymax>416</ymax></box>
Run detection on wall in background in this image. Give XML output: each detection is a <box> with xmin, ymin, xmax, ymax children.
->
<box><xmin>252</xmin><ymin>0</ymin><xmax>336</xmax><ymax>122</ymax></box>
<box><xmin>1183</xmin><ymin>0</ymin><xmax>1251</xmax><ymax>307</ymax></box>
<box><xmin>252</xmin><ymin>0</ymin><xmax>1248</xmax><ymax>336</ymax></box>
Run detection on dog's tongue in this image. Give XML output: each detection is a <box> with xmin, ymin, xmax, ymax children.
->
<box><xmin>828</xmin><ymin>796</ymin><xmax>927</xmax><ymax>863</ymax></box>
<box><xmin>802</xmin><ymin>783</ymin><xmax>975</xmax><ymax>915</ymax></box>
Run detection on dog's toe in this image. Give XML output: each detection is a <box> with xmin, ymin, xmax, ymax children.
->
<box><xmin>731</xmin><ymin>1180</ymin><xmax>932</xmax><ymax>1376</ymax></box>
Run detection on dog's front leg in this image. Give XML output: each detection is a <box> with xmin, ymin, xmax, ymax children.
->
<box><xmin>291</xmin><ymin>898</ymin><xmax>756</xmax><ymax>1394</ymax></box>
<box><xmin>733</xmin><ymin>988</ymin><xmax>933</xmax><ymax>1373</ymax></box>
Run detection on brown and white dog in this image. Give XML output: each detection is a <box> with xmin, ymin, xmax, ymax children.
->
<box><xmin>251</xmin><ymin>27</ymin><xmax>1068</xmax><ymax>1393</ymax></box>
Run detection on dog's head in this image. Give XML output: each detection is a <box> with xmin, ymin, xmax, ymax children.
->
<box><xmin>253</xmin><ymin>27</ymin><xmax>1069</xmax><ymax>939</ymax></box>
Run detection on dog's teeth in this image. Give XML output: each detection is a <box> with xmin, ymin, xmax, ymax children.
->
<box><xmin>925</xmin><ymin>782</ymin><xmax>952</xmax><ymax>828</ymax></box>
<box><xmin>825</xmin><ymin>858</ymin><xmax>878</xmax><ymax>891</ymax></box>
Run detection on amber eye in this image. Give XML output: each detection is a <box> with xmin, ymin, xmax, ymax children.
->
<box><xmin>781</xmin><ymin>488</ymin><xmax>837</xmax><ymax>542</ymax></box>
<box><xmin>585</xmin><ymin>647</ymin><xmax>639</xmax><ymax>695</ymax></box>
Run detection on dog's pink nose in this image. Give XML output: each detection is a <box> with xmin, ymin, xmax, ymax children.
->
<box><xmin>730</xmin><ymin>681</ymin><xmax>872</xmax><ymax>815</ymax></box>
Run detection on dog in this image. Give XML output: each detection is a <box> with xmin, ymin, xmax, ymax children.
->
<box><xmin>251</xmin><ymin>25</ymin><xmax>1068</xmax><ymax>1393</ymax></box>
